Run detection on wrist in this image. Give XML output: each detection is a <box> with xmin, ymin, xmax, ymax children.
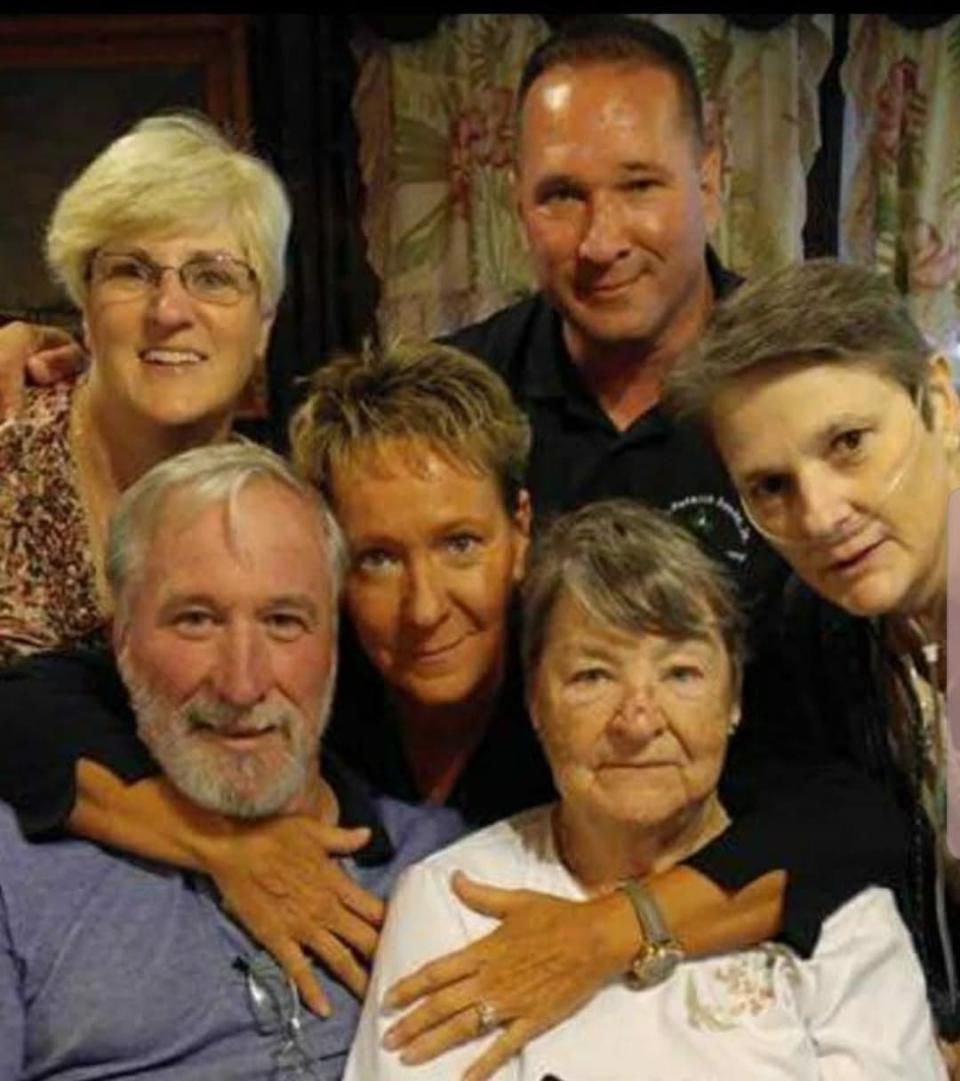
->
<box><xmin>620</xmin><ymin>880</ymin><xmax>684</xmax><ymax>988</ymax></box>
<box><xmin>586</xmin><ymin>888</ymin><xmax>649</xmax><ymax>976</ymax></box>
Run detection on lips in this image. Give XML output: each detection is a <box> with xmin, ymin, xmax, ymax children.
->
<box><xmin>410</xmin><ymin>636</ymin><xmax>468</xmax><ymax>663</ymax></box>
<box><xmin>599</xmin><ymin>759</ymin><xmax>673</xmax><ymax>772</ymax></box>
<box><xmin>824</xmin><ymin>535</ymin><xmax>888</xmax><ymax>575</ymax></box>
<box><xmin>578</xmin><ymin>277</ymin><xmax>639</xmax><ymax>300</ymax></box>
<box><xmin>140</xmin><ymin>347</ymin><xmax>208</xmax><ymax>366</ymax></box>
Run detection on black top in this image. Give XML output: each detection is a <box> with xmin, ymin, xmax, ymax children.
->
<box><xmin>777</xmin><ymin>581</ymin><xmax>960</xmax><ymax>1037</ymax></box>
<box><xmin>443</xmin><ymin>252</ymin><xmax>786</xmax><ymax>623</ymax></box>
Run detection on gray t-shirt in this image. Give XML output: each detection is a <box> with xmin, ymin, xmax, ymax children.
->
<box><xmin>0</xmin><ymin>784</ymin><xmax>465</xmax><ymax>1080</ymax></box>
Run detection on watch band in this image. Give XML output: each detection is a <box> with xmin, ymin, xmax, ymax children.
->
<box><xmin>621</xmin><ymin>880</ymin><xmax>684</xmax><ymax>989</ymax></box>
<box><xmin>621</xmin><ymin>880</ymin><xmax>673</xmax><ymax>944</ymax></box>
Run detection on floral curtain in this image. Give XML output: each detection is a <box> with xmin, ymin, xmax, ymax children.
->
<box><xmin>352</xmin><ymin>14</ymin><xmax>548</xmax><ymax>339</ymax></box>
<box><xmin>840</xmin><ymin>15</ymin><xmax>960</xmax><ymax>355</ymax></box>
<box><xmin>353</xmin><ymin>14</ymin><xmax>833</xmax><ymax>340</ymax></box>
<box><xmin>653</xmin><ymin>15</ymin><xmax>832</xmax><ymax>277</ymax></box>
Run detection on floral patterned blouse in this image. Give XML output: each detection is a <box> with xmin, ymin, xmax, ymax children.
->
<box><xmin>0</xmin><ymin>382</ymin><xmax>105</xmax><ymax>665</ymax></box>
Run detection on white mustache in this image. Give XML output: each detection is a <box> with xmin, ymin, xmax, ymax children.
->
<box><xmin>183</xmin><ymin>697</ymin><xmax>293</xmax><ymax>736</ymax></box>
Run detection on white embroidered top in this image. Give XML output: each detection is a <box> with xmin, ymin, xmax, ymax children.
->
<box><xmin>346</xmin><ymin>804</ymin><xmax>946</xmax><ymax>1081</ymax></box>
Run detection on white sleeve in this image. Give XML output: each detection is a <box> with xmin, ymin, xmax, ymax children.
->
<box><xmin>801</xmin><ymin>887</ymin><xmax>947</xmax><ymax>1080</ymax></box>
<box><xmin>344</xmin><ymin>862</ymin><xmax>518</xmax><ymax>1081</ymax></box>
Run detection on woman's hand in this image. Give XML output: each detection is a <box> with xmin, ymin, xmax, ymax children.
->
<box><xmin>70</xmin><ymin>764</ymin><xmax>384</xmax><ymax>1019</ymax></box>
<box><xmin>0</xmin><ymin>321</ymin><xmax>86</xmax><ymax>420</ymax></box>
<box><xmin>381</xmin><ymin>872</ymin><xmax>639</xmax><ymax>1081</ymax></box>
<box><xmin>940</xmin><ymin>1038</ymin><xmax>960</xmax><ymax>1080</ymax></box>
<box><xmin>202</xmin><ymin>814</ymin><xmax>385</xmax><ymax>1016</ymax></box>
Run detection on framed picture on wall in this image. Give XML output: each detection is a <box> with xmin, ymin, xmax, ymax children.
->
<box><xmin>0</xmin><ymin>14</ymin><xmax>268</xmax><ymax>414</ymax></box>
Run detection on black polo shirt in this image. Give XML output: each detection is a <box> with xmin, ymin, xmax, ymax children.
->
<box><xmin>445</xmin><ymin>251</ymin><xmax>784</xmax><ymax>617</ymax></box>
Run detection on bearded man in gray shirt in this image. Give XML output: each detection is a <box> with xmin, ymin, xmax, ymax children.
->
<box><xmin>0</xmin><ymin>442</ymin><xmax>462</xmax><ymax>1081</ymax></box>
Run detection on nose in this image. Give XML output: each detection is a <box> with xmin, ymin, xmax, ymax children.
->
<box><xmin>211</xmin><ymin>622</ymin><xmax>273</xmax><ymax>708</ymax></box>
<box><xmin>578</xmin><ymin>193</ymin><xmax>630</xmax><ymax>266</ymax></box>
<box><xmin>402</xmin><ymin>557</ymin><xmax>450</xmax><ymax>630</ymax></box>
<box><xmin>608</xmin><ymin>672</ymin><xmax>664</xmax><ymax>746</ymax></box>
<box><xmin>794</xmin><ymin>467</ymin><xmax>858</xmax><ymax>543</ymax></box>
<box><xmin>146</xmin><ymin>267</ymin><xmax>195</xmax><ymax>328</ymax></box>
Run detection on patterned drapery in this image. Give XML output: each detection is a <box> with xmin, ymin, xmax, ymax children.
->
<box><xmin>352</xmin><ymin>14</ymin><xmax>548</xmax><ymax>339</ymax></box>
<box><xmin>840</xmin><ymin>15</ymin><xmax>960</xmax><ymax>353</ymax></box>
<box><xmin>353</xmin><ymin>14</ymin><xmax>834</xmax><ymax>340</ymax></box>
<box><xmin>653</xmin><ymin>15</ymin><xmax>833</xmax><ymax>277</ymax></box>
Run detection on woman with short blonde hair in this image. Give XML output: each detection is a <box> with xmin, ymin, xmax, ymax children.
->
<box><xmin>0</xmin><ymin>112</ymin><xmax>290</xmax><ymax>662</ymax></box>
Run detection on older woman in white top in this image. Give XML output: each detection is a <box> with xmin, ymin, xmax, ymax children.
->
<box><xmin>347</xmin><ymin>499</ymin><xmax>944</xmax><ymax>1080</ymax></box>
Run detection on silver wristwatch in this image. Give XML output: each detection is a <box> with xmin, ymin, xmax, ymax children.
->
<box><xmin>621</xmin><ymin>881</ymin><xmax>685</xmax><ymax>989</ymax></box>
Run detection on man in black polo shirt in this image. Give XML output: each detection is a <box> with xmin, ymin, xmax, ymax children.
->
<box><xmin>445</xmin><ymin>17</ymin><xmax>753</xmax><ymax>578</ymax></box>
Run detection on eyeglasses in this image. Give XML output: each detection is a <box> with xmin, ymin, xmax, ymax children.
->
<box><xmin>88</xmin><ymin>250</ymin><xmax>258</xmax><ymax>306</ymax></box>
<box><xmin>236</xmin><ymin>953</ymin><xmax>315</xmax><ymax>1079</ymax></box>
<box><xmin>737</xmin><ymin>393</ymin><xmax>925</xmax><ymax>548</ymax></box>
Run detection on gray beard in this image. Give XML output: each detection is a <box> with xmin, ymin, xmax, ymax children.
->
<box><xmin>119</xmin><ymin>655</ymin><xmax>333</xmax><ymax>819</ymax></box>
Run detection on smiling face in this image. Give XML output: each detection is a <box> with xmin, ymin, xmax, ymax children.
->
<box><xmin>82</xmin><ymin>222</ymin><xmax>274</xmax><ymax>432</ymax></box>
<box><xmin>515</xmin><ymin>61</ymin><xmax>720</xmax><ymax>364</ymax></box>
<box><xmin>329</xmin><ymin>440</ymin><xmax>530</xmax><ymax>716</ymax></box>
<box><xmin>115</xmin><ymin>480</ymin><xmax>336</xmax><ymax>818</ymax></box>
<box><xmin>530</xmin><ymin>591</ymin><xmax>736</xmax><ymax>833</ymax></box>
<box><xmin>709</xmin><ymin>358</ymin><xmax>959</xmax><ymax>621</ymax></box>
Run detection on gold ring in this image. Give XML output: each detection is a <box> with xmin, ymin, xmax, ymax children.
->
<box><xmin>475</xmin><ymin>1000</ymin><xmax>497</xmax><ymax>1034</ymax></box>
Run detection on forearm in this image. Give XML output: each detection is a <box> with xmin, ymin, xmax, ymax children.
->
<box><xmin>0</xmin><ymin>648</ymin><xmax>155</xmax><ymax>837</ymax></box>
<box><xmin>69</xmin><ymin>759</ymin><xmax>234</xmax><ymax>870</ymax></box>
<box><xmin>645</xmin><ymin>864</ymin><xmax>785</xmax><ymax>955</ymax></box>
<box><xmin>586</xmin><ymin>865</ymin><xmax>786</xmax><ymax>973</ymax></box>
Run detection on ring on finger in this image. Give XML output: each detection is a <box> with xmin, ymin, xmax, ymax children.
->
<box><xmin>474</xmin><ymin>1000</ymin><xmax>498</xmax><ymax>1035</ymax></box>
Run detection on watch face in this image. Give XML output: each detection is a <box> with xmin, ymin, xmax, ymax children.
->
<box><xmin>632</xmin><ymin>943</ymin><xmax>684</xmax><ymax>988</ymax></box>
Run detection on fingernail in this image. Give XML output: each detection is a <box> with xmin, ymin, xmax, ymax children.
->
<box><xmin>382</xmin><ymin>1029</ymin><xmax>398</xmax><ymax>1050</ymax></box>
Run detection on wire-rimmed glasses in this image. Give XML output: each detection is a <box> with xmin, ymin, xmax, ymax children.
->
<box><xmin>88</xmin><ymin>250</ymin><xmax>258</xmax><ymax>306</ymax></box>
<box><xmin>237</xmin><ymin>952</ymin><xmax>315</xmax><ymax>1080</ymax></box>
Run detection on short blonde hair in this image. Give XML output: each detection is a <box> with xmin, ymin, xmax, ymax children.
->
<box><xmin>46</xmin><ymin>112</ymin><xmax>291</xmax><ymax>310</ymax></box>
<box><xmin>289</xmin><ymin>339</ymin><xmax>531</xmax><ymax>509</ymax></box>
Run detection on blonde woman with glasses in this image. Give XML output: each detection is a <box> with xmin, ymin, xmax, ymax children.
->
<box><xmin>0</xmin><ymin>112</ymin><xmax>289</xmax><ymax>663</ymax></box>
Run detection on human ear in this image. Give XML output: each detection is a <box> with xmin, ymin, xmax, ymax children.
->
<box><xmin>511</xmin><ymin>488</ymin><xmax>532</xmax><ymax>583</ymax></box>
<box><xmin>925</xmin><ymin>354</ymin><xmax>960</xmax><ymax>447</ymax></box>
<box><xmin>255</xmin><ymin>308</ymin><xmax>276</xmax><ymax>361</ymax></box>
<box><xmin>727</xmin><ymin>701</ymin><xmax>742</xmax><ymax>737</ymax></box>
<box><xmin>698</xmin><ymin>143</ymin><xmax>722</xmax><ymax>235</ymax></box>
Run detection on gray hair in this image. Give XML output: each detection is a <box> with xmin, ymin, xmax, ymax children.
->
<box><xmin>663</xmin><ymin>259</ymin><xmax>934</xmax><ymax>429</ymax></box>
<box><xmin>522</xmin><ymin>500</ymin><xmax>746</xmax><ymax>691</ymax></box>
<box><xmin>47</xmin><ymin>112</ymin><xmax>291</xmax><ymax>310</ymax></box>
<box><xmin>106</xmin><ymin>443</ymin><xmax>346</xmax><ymax>627</ymax></box>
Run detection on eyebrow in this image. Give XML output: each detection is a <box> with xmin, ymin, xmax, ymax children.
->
<box><xmin>619</xmin><ymin>160</ymin><xmax>663</xmax><ymax>174</ymax></box>
<box><xmin>114</xmin><ymin>245</ymin><xmax>240</xmax><ymax>263</ymax></box>
<box><xmin>156</xmin><ymin>593</ymin><xmax>320</xmax><ymax>619</ymax></box>
<box><xmin>262</xmin><ymin>595</ymin><xmax>321</xmax><ymax>621</ymax></box>
<box><xmin>651</xmin><ymin>636</ymin><xmax>717</xmax><ymax>660</ymax></box>
<box><xmin>737</xmin><ymin>410</ymin><xmax>880</xmax><ymax>487</ymax></box>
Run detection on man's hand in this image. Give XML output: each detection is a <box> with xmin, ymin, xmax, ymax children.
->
<box><xmin>381</xmin><ymin>872</ymin><xmax>638</xmax><ymax>1081</ymax></box>
<box><xmin>203</xmin><ymin>814</ymin><xmax>385</xmax><ymax>1017</ymax></box>
<box><xmin>0</xmin><ymin>321</ymin><xmax>86</xmax><ymax>420</ymax></box>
